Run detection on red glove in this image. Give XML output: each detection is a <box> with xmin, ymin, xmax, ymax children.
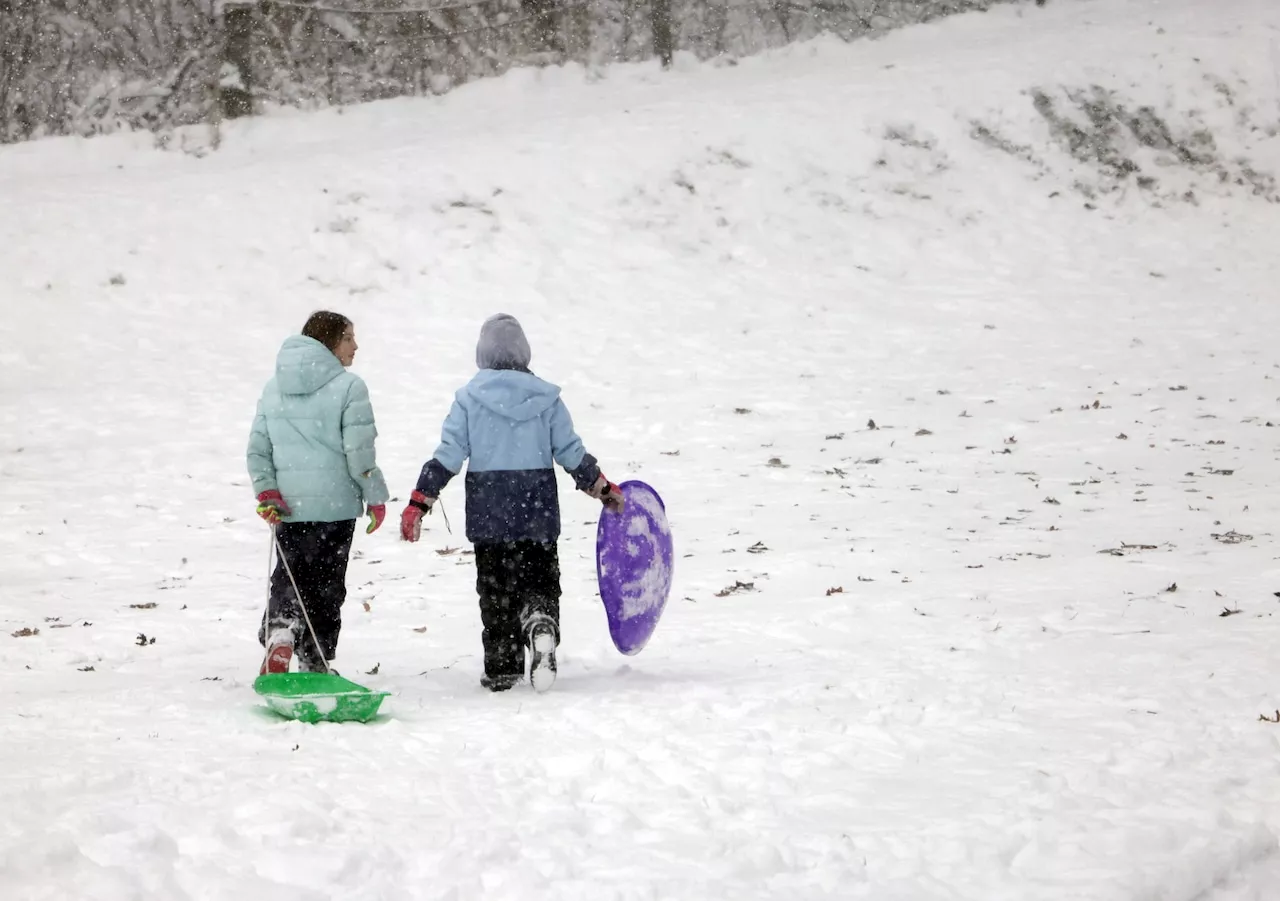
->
<box><xmin>587</xmin><ymin>475</ymin><xmax>624</xmax><ymax>513</ymax></box>
<box><xmin>366</xmin><ymin>504</ymin><xmax>386</xmax><ymax>535</ymax></box>
<box><xmin>256</xmin><ymin>490</ymin><xmax>291</xmax><ymax>524</ymax></box>
<box><xmin>400</xmin><ymin>491</ymin><xmax>435</xmax><ymax>542</ymax></box>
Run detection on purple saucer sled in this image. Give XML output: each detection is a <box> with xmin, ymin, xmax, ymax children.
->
<box><xmin>595</xmin><ymin>480</ymin><xmax>673</xmax><ymax>655</ymax></box>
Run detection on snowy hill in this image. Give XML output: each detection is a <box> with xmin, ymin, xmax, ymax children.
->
<box><xmin>3</xmin><ymin>1</ymin><xmax>1280</xmax><ymax>898</ymax></box>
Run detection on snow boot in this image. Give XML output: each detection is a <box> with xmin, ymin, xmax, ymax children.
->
<box><xmin>526</xmin><ymin>615</ymin><xmax>558</xmax><ymax>694</ymax></box>
<box><xmin>297</xmin><ymin>655</ymin><xmax>335</xmax><ymax>675</ymax></box>
<box><xmin>481</xmin><ymin>673</ymin><xmax>521</xmax><ymax>692</ymax></box>
<box><xmin>260</xmin><ymin>632</ymin><xmax>294</xmax><ymax>675</ymax></box>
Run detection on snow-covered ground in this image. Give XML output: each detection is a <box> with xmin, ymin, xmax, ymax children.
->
<box><xmin>4</xmin><ymin>0</ymin><xmax>1280</xmax><ymax>897</ymax></box>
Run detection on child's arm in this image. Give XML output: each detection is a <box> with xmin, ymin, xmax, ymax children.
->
<box><xmin>246</xmin><ymin>400</ymin><xmax>277</xmax><ymax>496</ymax></box>
<box><xmin>401</xmin><ymin>400</ymin><xmax>469</xmax><ymax>542</ymax></box>
<box><xmin>549</xmin><ymin>398</ymin><xmax>600</xmax><ymax>490</ymax></box>
<box><xmin>341</xmin><ymin>378</ymin><xmax>390</xmax><ymax>508</ymax></box>
<box><xmin>247</xmin><ymin>401</ymin><xmax>292</xmax><ymax>523</ymax></box>
<box><xmin>415</xmin><ymin>399</ymin><xmax>470</xmax><ymax>498</ymax></box>
<box><xmin>551</xmin><ymin>399</ymin><xmax>623</xmax><ymax>511</ymax></box>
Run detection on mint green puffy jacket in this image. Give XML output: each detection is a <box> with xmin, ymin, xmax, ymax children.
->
<box><xmin>247</xmin><ymin>335</ymin><xmax>389</xmax><ymax>523</ymax></box>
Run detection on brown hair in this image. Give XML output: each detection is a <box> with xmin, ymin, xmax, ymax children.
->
<box><xmin>301</xmin><ymin>311</ymin><xmax>352</xmax><ymax>352</ymax></box>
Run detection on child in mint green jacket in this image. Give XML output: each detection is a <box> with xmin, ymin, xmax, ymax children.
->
<box><xmin>247</xmin><ymin>311</ymin><xmax>388</xmax><ymax>675</ymax></box>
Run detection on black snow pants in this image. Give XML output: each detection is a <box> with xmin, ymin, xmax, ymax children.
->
<box><xmin>259</xmin><ymin>519</ymin><xmax>356</xmax><ymax>669</ymax></box>
<box><xmin>474</xmin><ymin>540</ymin><xmax>562</xmax><ymax>679</ymax></box>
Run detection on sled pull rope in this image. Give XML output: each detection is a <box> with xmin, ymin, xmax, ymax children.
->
<box><xmin>266</xmin><ymin>527</ymin><xmax>274</xmax><ymax>610</ymax></box>
<box><xmin>270</xmin><ymin>524</ymin><xmax>332</xmax><ymax>675</ymax></box>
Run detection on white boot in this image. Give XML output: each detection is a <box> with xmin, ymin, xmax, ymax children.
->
<box><xmin>525</xmin><ymin>614</ymin><xmax>558</xmax><ymax>693</ymax></box>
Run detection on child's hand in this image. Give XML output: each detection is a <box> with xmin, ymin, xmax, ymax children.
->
<box><xmin>601</xmin><ymin>483</ymin><xmax>625</xmax><ymax>514</ymax></box>
<box><xmin>400</xmin><ymin>491</ymin><xmax>435</xmax><ymax>542</ymax></box>
<box><xmin>366</xmin><ymin>504</ymin><xmax>386</xmax><ymax>535</ymax></box>
<box><xmin>256</xmin><ymin>490</ymin><xmax>291</xmax><ymax>524</ymax></box>
<box><xmin>588</xmin><ymin>476</ymin><xmax>625</xmax><ymax>514</ymax></box>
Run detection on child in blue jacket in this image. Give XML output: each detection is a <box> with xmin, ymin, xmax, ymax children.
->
<box><xmin>401</xmin><ymin>314</ymin><xmax>622</xmax><ymax>692</ymax></box>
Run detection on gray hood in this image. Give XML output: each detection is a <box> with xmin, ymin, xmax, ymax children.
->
<box><xmin>475</xmin><ymin>313</ymin><xmax>532</xmax><ymax>371</ymax></box>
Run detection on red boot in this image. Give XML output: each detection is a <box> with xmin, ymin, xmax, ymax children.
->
<box><xmin>260</xmin><ymin>639</ymin><xmax>293</xmax><ymax>675</ymax></box>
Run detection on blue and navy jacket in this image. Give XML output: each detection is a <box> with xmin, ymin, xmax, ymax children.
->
<box><xmin>415</xmin><ymin>369</ymin><xmax>600</xmax><ymax>544</ymax></box>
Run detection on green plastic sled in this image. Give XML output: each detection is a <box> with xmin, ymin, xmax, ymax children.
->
<box><xmin>253</xmin><ymin>673</ymin><xmax>389</xmax><ymax>724</ymax></box>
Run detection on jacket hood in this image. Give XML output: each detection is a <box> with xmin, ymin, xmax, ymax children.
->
<box><xmin>275</xmin><ymin>334</ymin><xmax>346</xmax><ymax>396</ymax></box>
<box><xmin>462</xmin><ymin>369</ymin><xmax>560</xmax><ymax>422</ymax></box>
<box><xmin>476</xmin><ymin>314</ymin><xmax>532</xmax><ymax>371</ymax></box>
